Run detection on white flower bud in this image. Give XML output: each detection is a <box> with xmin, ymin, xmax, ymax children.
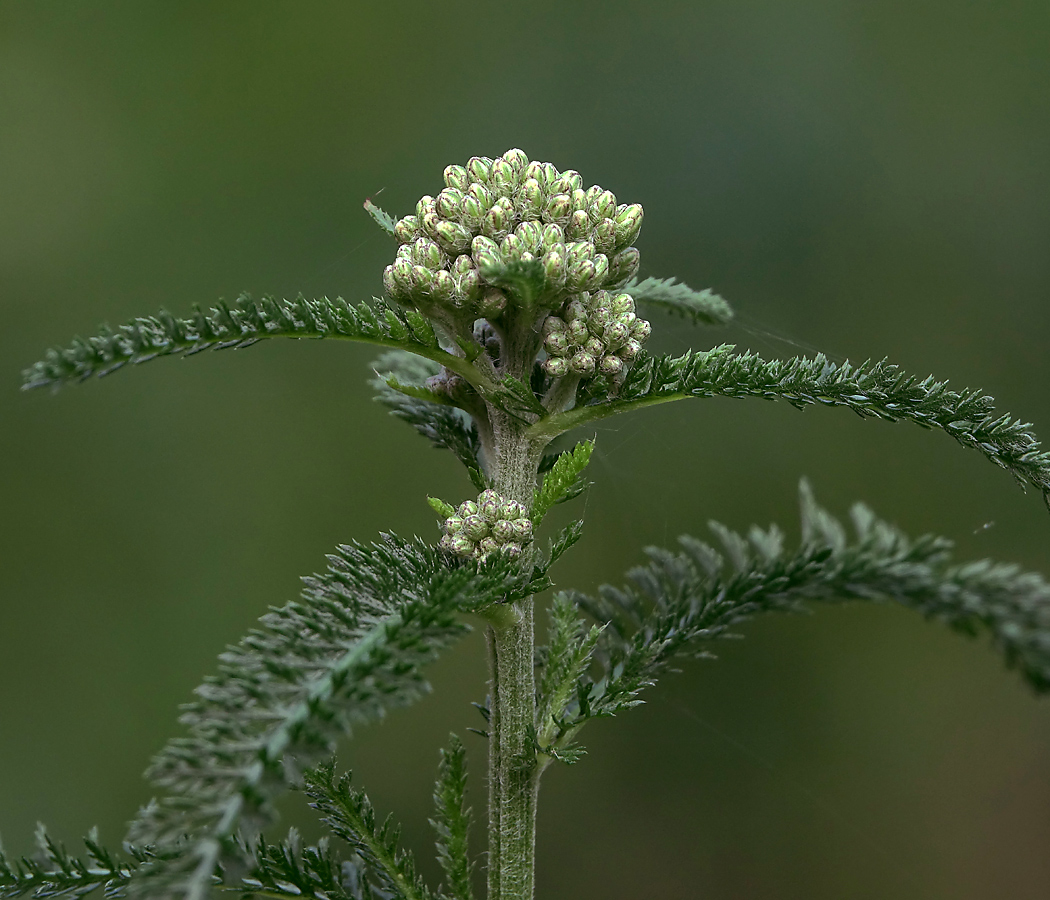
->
<box><xmin>543</xmin><ymin>356</ymin><xmax>570</xmax><ymax>377</ymax></box>
<box><xmin>439</xmin><ymin>533</ymin><xmax>454</xmax><ymax>551</ymax></box>
<box><xmin>413</xmin><ymin>238</ymin><xmax>445</xmax><ymax>269</ymax></box>
<box><xmin>631</xmin><ymin>318</ymin><xmax>652</xmax><ymax>341</ymax></box>
<box><xmin>422</xmin><ymin>211</ymin><xmax>443</xmax><ymax>240</ymax></box>
<box><xmin>544</xmin><ymin>193</ymin><xmax>573</xmax><ymax>226</ymax></box>
<box><xmin>599</xmin><ymin>354</ymin><xmax>624</xmax><ymax>376</ymax></box>
<box><xmin>444</xmin><ymin>165</ymin><xmax>470</xmax><ymax>191</ymax></box>
<box><xmin>452</xmin><ymin>254</ymin><xmax>474</xmax><ymax>277</ymax></box>
<box><xmin>587</xmin><ymin>305</ymin><xmax>611</xmax><ymax>332</ymax></box>
<box><xmin>614</xmin><ymin>203</ymin><xmax>644</xmax><ymax>247</ymax></box>
<box><xmin>617</xmin><ymin>310</ymin><xmax>637</xmax><ymax>329</ymax></box>
<box><xmin>570</xmin><ymin>350</ymin><xmax>596</xmax><ymax>376</ymax></box>
<box><xmin>492</xmin><ymin>519</ymin><xmax>516</xmax><ymax>542</ymax></box>
<box><xmin>458</xmin><ymin>500</ymin><xmax>479</xmax><ymax>517</ymax></box>
<box><xmin>395</xmin><ymin>215</ymin><xmax>420</xmax><ymax>243</ymax></box>
<box><xmin>511</xmin><ymin>517</ymin><xmax>533</xmax><ymax>541</ymax></box>
<box><xmin>463</xmin><ymin>514</ymin><xmax>490</xmax><ymax>541</ymax></box>
<box><xmin>467</xmin><ymin>156</ymin><xmax>494</xmax><ymax>185</ymax></box>
<box><xmin>436</xmin><ymin>188</ymin><xmax>464</xmax><ymax>219</ymax></box>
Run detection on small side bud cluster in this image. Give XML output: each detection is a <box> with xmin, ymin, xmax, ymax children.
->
<box><xmin>541</xmin><ymin>290</ymin><xmax>651</xmax><ymax>378</ymax></box>
<box><xmin>383</xmin><ymin>149</ymin><xmax>643</xmax><ymax>320</ymax></box>
<box><xmin>440</xmin><ymin>489</ymin><xmax>534</xmax><ymax>561</ymax></box>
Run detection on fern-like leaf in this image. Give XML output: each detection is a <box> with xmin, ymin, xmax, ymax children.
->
<box><xmin>21</xmin><ymin>294</ymin><xmax>495</xmax><ymax>394</ymax></box>
<box><xmin>125</xmin><ymin>535</ymin><xmax>542</xmax><ymax>900</ymax></box>
<box><xmin>0</xmin><ymin>826</ymin><xmax>137</xmax><ymax>899</ymax></box>
<box><xmin>561</xmin><ymin>481</ymin><xmax>1050</xmax><ymax>746</ymax></box>
<box><xmin>529</xmin><ymin>346</ymin><xmax>1050</xmax><ymax>507</ymax></box>
<box><xmin>429</xmin><ymin>735</ymin><xmax>474</xmax><ymax>900</ymax></box>
<box><xmin>625</xmin><ymin>276</ymin><xmax>733</xmax><ymax>326</ymax></box>
<box><xmin>531</xmin><ymin>441</ymin><xmax>594</xmax><ymax>524</ymax></box>
<box><xmin>305</xmin><ymin>763</ymin><xmax>431</xmax><ymax>900</ymax></box>
<box><xmin>364</xmin><ymin>198</ymin><xmax>398</xmax><ymax>237</ymax></box>
<box><xmin>240</xmin><ymin>829</ymin><xmax>359</xmax><ymax>900</ymax></box>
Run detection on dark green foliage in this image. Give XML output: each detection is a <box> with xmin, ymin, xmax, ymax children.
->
<box><xmin>364</xmin><ymin>199</ymin><xmax>398</xmax><ymax>237</ymax></box>
<box><xmin>625</xmin><ymin>276</ymin><xmax>733</xmax><ymax>326</ymax></box>
<box><xmin>126</xmin><ymin>535</ymin><xmax>544</xmax><ymax>900</ymax></box>
<box><xmin>430</xmin><ymin>736</ymin><xmax>474</xmax><ymax>900</ymax></box>
<box><xmin>478</xmin><ymin>259</ymin><xmax>548</xmax><ymax>311</ymax></box>
<box><xmin>0</xmin><ymin>826</ymin><xmax>137</xmax><ymax>899</ymax></box>
<box><xmin>530</xmin><ymin>345</ymin><xmax>1050</xmax><ymax>507</ymax></box>
<box><xmin>240</xmin><ymin>831</ymin><xmax>357</xmax><ymax>900</ymax></box>
<box><xmin>305</xmin><ymin>764</ymin><xmax>431</xmax><ymax>900</ymax></box>
<box><xmin>530</xmin><ymin>441</ymin><xmax>594</xmax><ymax>524</ymax></box>
<box><xmin>21</xmin><ymin>294</ymin><xmax>457</xmax><ymax>391</ymax></box>
<box><xmin>552</xmin><ymin>482</ymin><xmax>1050</xmax><ymax>753</ymax></box>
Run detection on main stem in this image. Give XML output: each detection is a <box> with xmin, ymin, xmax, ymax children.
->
<box><xmin>487</xmin><ymin>409</ymin><xmax>544</xmax><ymax>900</ymax></box>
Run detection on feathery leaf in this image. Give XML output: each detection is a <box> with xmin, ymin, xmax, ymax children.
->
<box><xmin>429</xmin><ymin>736</ymin><xmax>474</xmax><ymax>900</ymax></box>
<box><xmin>625</xmin><ymin>276</ymin><xmax>733</xmax><ymax>326</ymax></box>
<box><xmin>529</xmin><ymin>346</ymin><xmax>1050</xmax><ymax>507</ymax></box>
<box><xmin>531</xmin><ymin>440</ymin><xmax>594</xmax><ymax>523</ymax></box>
<box><xmin>240</xmin><ymin>830</ymin><xmax>357</xmax><ymax>900</ymax></box>
<box><xmin>0</xmin><ymin>826</ymin><xmax>137</xmax><ymax>899</ymax></box>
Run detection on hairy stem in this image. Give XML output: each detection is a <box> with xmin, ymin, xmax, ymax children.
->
<box><xmin>486</xmin><ymin>410</ymin><xmax>545</xmax><ymax>900</ymax></box>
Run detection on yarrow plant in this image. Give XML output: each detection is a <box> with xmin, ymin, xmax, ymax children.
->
<box><xmin>7</xmin><ymin>148</ymin><xmax>1050</xmax><ymax>900</ymax></box>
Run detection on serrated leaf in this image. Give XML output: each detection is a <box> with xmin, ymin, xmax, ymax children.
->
<box><xmin>626</xmin><ymin>275</ymin><xmax>733</xmax><ymax>326</ymax></box>
<box><xmin>363</xmin><ymin>198</ymin><xmax>398</xmax><ymax>236</ymax></box>
<box><xmin>532</xmin><ymin>441</ymin><xmax>594</xmax><ymax>522</ymax></box>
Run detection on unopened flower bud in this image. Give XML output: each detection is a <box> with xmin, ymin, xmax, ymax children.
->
<box><xmin>568</xmin><ymin>259</ymin><xmax>596</xmax><ymax>291</ymax></box>
<box><xmin>468</xmin><ymin>182</ymin><xmax>494</xmax><ymax>210</ymax></box>
<box><xmin>545</xmin><ymin>331</ymin><xmax>570</xmax><ymax>355</ymax></box>
<box><xmin>500</xmin><ymin>233</ymin><xmax>524</xmax><ymax>262</ymax></box>
<box><xmin>478</xmin><ymin>489</ymin><xmax>502</xmax><ymax>519</ymax></box>
<box><xmin>383</xmin><ymin>265</ymin><xmax>400</xmax><ymax>299</ymax></box>
<box><xmin>518</xmin><ymin>179</ymin><xmax>545</xmax><ymax>219</ymax></box>
<box><xmin>607</xmin><ymin>247</ymin><xmax>641</xmax><ymax>284</ymax></box>
<box><xmin>566</xmin><ymin>209</ymin><xmax>591</xmax><ymax>240</ymax></box>
<box><xmin>449</xmin><ymin>535</ymin><xmax>474</xmax><ymax>557</ymax></box>
<box><xmin>456</xmin><ymin>268</ymin><xmax>481</xmax><ymax>303</ymax></box>
<box><xmin>463</xmin><ymin>514</ymin><xmax>490</xmax><ymax>541</ymax></box>
<box><xmin>411</xmin><ymin>264</ymin><xmax>434</xmax><ymax>294</ymax></box>
<box><xmin>553</xmin><ymin>170</ymin><xmax>583</xmax><ymax>193</ymax></box>
<box><xmin>491</xmin><ymin>158</ymin><xmax>519</xmax><ymax>195</ymax></box>
<box><xmin>395</xmin><ymin>215</ymin><xmax>420</xmax><ymax>243</ymax></box>
<box><xmin>631</xmin><ymin>318</ymin><xmax>652</xmax><ymax>341</ymax></box>
<box><xmin>472</xmin><ymin>235</ymin><xmax>501</xmax><ymax>269</ymax></box>
<box><xmin>492</xmin><ymin>519</ymin><xmax>516</xmax><ymax>542</ymax></box>
<box><xmin>589</xmin><ymin>253</ymin><xmax>609</xmax><ymax>287</ymax></box>
<box><xmin>599</xmin><ymin>354</ymin><xmax>624</xmax><ymax>376</ymax></box>
<box><xmin>568</xmin><ymin>318</ymin><xmax>590</xmax><ymax>343</ymax></box>
<box><xmin>444</xmin><ymin>164</ymin><xmax>470</xmax><ymax>191</ymax></box>
<box><xmin>611</xmin><ymin>292</ymin><xmax>635</xmax><ymax>315</ymax></box>
<box><xmin>543</xmin><ymin>356</ymin><xmax>570</xmax><ymax>376</ymax></box>
<box><xmin>503</xmin><ymin>499</ymin><xmax>526</xmax><ymax>520</ymax></box>
<box><xmin>502</xmin><ymin>148</ymin><xmax>528</xmax><ymax>174</ymax></box>
<box><xmin>620</xmin><ymin>339</ymin><xmax>642</xmax><ymax>361</ymax></box>
<box><xmin>593</xmin><ymin>189</ymin><xmax>618</xmax><ymax>221</ymax></box>
<box><xmin>617</xmin><ymin>310</ymin><xmax>637</xmax><ymax>329</ymax></box>
<box><xmin>516</xmin><ymin>220</ymin><xmax>544</xmax><ymax>253</ymax></box>
<box><xmin>592</xmin><ymin>218</ymin><xmax>617</xmax><ymax>254</ymax></box>
<box><xmin>414</xmin><ymin>238</ymin><xmax>444</xmax><ymax>269</ymax></box>
<box><xmin>603</xmin><ymin>321</ymin><xmax>630</xmax><ymax>347</ymax></box>
<box><xmin>444</xmin><ymin>515</ymin><xmax>464</xmax><ymax>534</ymax></box>
<box><xmin>570</xmin><ymin>188</ymin><xmax>587</xmax><ymax>212</ymax></box>
<box><xmin>391</xmin><ymin>257</ymin><xmax>414</xmax><ymax>292</ymax></box>
<box><xmin>461</xmin><ymin>195</ymin><xmax>484</xmax><ymax>224</ymax></box>
<box><xmin>566</xmin><ymin>241</ymin><xmax>595</xmax><ymax>265</ymax></box>
<box><xmin>439</xmin><ymin>533</ymin><xmax>453</xmax><ymax>551</ymax></box>
<box><xmin>565</xmin><ymin>298</ymin><xmax>587</xmax><ymax>322</ymax></box>
<box><xmin>436</xmin><ymin>188</ymin><xmax>464</xmax><ymax>219</ymax></box>
<box><xmin>570</xmin><ymin>351</ymin><xmax>596</xmax><ymax>376</ymax></box>
<box><xmin>614</xmin><ymin>203</ymin><xmax>644</xmax><ymax>247</ymax></box>
<box><xmin>478</xmin><ymin>536</ymin><xmax>501</xmax><ymax>556</ymax></box>
<box><xmin>542</xmin><ymin>248</ymin><xmax>565</xmax><ymax>285</ymax></box>
<box><xmin>543</xmin><ymin>315</ymin><xmax>567</xmax><ymax>335</ymax></box>
<box><xmin>544</xmin><ymin>193</ymin><xmax>572</xmax><ymax>226</ymax></box>
<box><xmin>482</xmin><ymin>201</ymin><xmax>512</xmax><ymax>240</ymax></box>
<box><xmin>587</xmin><ymin>305</ymin><xmax>611</xmax><ymax>331</ymax></box>
<box><xmin>434</xmin><ymin>219</ymin><xmax>472</xmax><ymax>254</ymax></box>
<box><xmin>511</xmin><ymin>517</ymin><xmax>533</xmax><ymax>541</ymax></box>
<box><xmin>467</xmin><ymin>156</ymin><xmax>494</xmax><ymax>185</ymax></box>
<box><xmin>432</xmin><ymin>269</ymin><xmax>455</xmax><ymax>301</ymax></box>
<box><xmin>478</xmin><ymin>288</ymin><xmax>507</xmax><ymax>317</ymax></box>
<box><xmin>584</xmin><ymin>336</ymin><xmax>604</xmax><ymax>357</ymax></box>
<box><xmin>541</xmin><ymin>223</ymin><xmax>565</xmax><ymax>247</ymax></box>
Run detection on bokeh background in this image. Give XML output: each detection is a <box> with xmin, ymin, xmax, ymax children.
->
<box><xmin>2</xmin><ymin>3</ymin><xmax>1049</xmax><ymax>898</ymax></box>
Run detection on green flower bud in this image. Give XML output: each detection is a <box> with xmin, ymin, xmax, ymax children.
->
<box><xmin>416</xmin><ymin>195</ymin><xmax>436</xmax><ymax>220</ymax></box>
<box><xmin>542</xmin><ymin>248</ymin><xmax>565</xmax><ymax>286</ymax></box>
<box><xmin>518</xmin><ymin>178</ymin><xmax>546</xmax><ymax>218</ymax></box>
<box><xmin>607</xmin><ymin>248</ymin><xmax>640</xmax><ymax>284</ymax></box>
<box><xmin>449</xmin><ymin>535</ymin><xmax>474</xmax><ymax>557</ymax></box>
<box><xmin>478</xmin><ymin>489</ymin><xmax>502</xmax><ymax>519</ymax></box>
<box><xmin>383</xmin><ymin>265</ymin><xmax>400</xmax><ymax>299</ymax></box>
<box><xmin>594</xmin><ymin>189</ymin><xmax>618</xmax><ymax>220</ymax></box>
<box><xmin>435</xmin><ymin>219</ymin><xmax>472</xmax><ymax>254</ymax></box>
<box><xmin>463</xmin><ymin>514</ymin><xmax>490</xmax><ymax>541</ymax></box>
<box><xmin>421</xmin><ymin>211</ymin><xmax>442</xmax><ymax>240</ymax></box>
<box><xmin>502</xmin><ymin>148</ymin><xmax>529</xmax><ymax>176</ymax></box>
<box><xmin>444</xmin><ymin>515</ymin><xmax>464</xmax><ymax>534</ymax></box>
<box><xmin>570</xmin><ymin>350</ymin><xmax>596</xmax><ymax>376</ymax></box>
<box><xmin>467</xmin><ymin>156</ymin><xmax>494</xmax><ymax>185</ymax></box>
<box><xmin>541</xmin><ymin>223</ymin><xmax>565</xmax><ymax>247</ymax></box>
<box><xmin>620</xmin><ymin>339</ymin><xmax>642</xmax><ymax>361</ymax></box>
<box><xmin>545</xmin><ymin>331</ymin><xmax>570</xmax><ymax>355</ymax></box>
<box><xmin>452</xmin><ymin>254</ymin><xmax>474</xmax><ymax>276</ymax></box>
<box><xmin>566</xmin><ymin>209</ymin><xmax>591</xmax><ymax>240</ymax></box>
<box><xmin>614</xmin><ymin>203</ymin><xmax>644</xmax><ymax>248</ymax></box>
<box><xmin>456</xmin><ymin>268</ymin><xmax>482</xmax><ymax>303</ymax></box>
<box><xmin>552</xmin><ymin>170</ymin><xmax>583</xmax><ymax>193</ymax></box>
<box><xmin>503</xmin><ymin>499</ymin><xmax>527</xmax><ymax>520</ymax></box>
<box><xmin>631</xmin><ymin>318</ymin><xmax>652</xmax><ymax>341</ymax></box>
<box><xmin>543</xmin><ymin>315</ymin><xmax>567</xmax><ymax>334</ymax></box>
<box><xmin>491</xmin><ymin>158</ymin><xmax>520</xmax><ymax>195</ymax></box>
<box><xmin>458</xmin><ymin>500</ymin><xmax>479</xmax><ymax>517</ymax></box>
<box><xmin>501</xmin><ymin>542</ymin><xmax>524</xmax><ymax>560</ymax></box>
<box><xmin>543</xmin><ymin>356</ymin><xmax>570</xmax><ymax>377</ymax></box>
<box><xmin>587</xmin><ymin>305</ymin><xmax>611</xmax><ymax>332</ymax></box>
<box><xmin>568</xmin><ymin>259</ymin><xmax>596</xmax><ymax>291</ymax></box>
<box><xmin>436</xmin><ymin>188</ymin><xmax>464</xmax><ymax>219</ymax></box>
<box><xmin>617</xmin><ymin>310</ymin><xmax>637</xmax><ymax>329</ymax></box>
<box><xmin>568</xmin><ymin>318</ymin><xmax>590</xmax><ymax>343</ymax></box>
<box><xmin>432</xmin><ymin>269</ymin><xmax>455</xmax><ymax>301</ymax></box>
<box><xmin>565</xmin><ymin>299</ymin><xmax>588</xmax><ymax>322</ymax></box>
<box><xmin>439</xmin><ymin>533</ymin><xmax>454</xmax><ymax>551</ymax></box>
<box><xmin>511</xmin><ymin>517</ymin><xmax>533</xmax><ymax>541</ymax></box>
<box><xmin>524</xmin><ymin>160</ymin><xmax>545</xmax><ymax>183</ymax></box>
<box><xmin>411</xmin><ymin>264</ymin><xmax>435</xmax><ymax>294</ymax></box>
<box><xmin>570</xmin><ymin>188</ymin><xmax>587</xmax><ymax>211</ymax></box>
<box><xmin>391</xmin><ymin>257</ymin><xmax>414</xmax><ymax>292</ymax></box>
<box><xmin>413</xmin><ymin>238</ymin><xmax>445</xmax><ymax>269</ymax></box>
<box><xmin>516</xmin><ymin>220</ymin><xmax>544</xmax><ymax>253</ymax></box>
<box><xmin>589</xmin><ymin>253</ymin><xmax>609</xmax><ymax>288</ymax></box>
<box><xmin>500</xmin><ymin>233</ymin><xmax>524</xmax><ymax>262</ymax></box>
<box><xmin>478</xmin><ymin>536</ymin><xmax>501</xmax><ymax>557</ymax></box>
<box><xmin>592</xmin><ymin>218</ymin><xmax>617</xmax><ymax>254</ymax></box>
<box><xmin>492</xmin><ymin>519</ymin><xmax>516</xmax><ymax>542</ymax></box>
<box><xmin>544</xmin><ymin>193</ymin><xmax>573</xmax><ymax>226</ymax></box>
<box><xmin>472</xmin><ymin>234</ymin><xmax>501</xmax><ymax>269</ymax></box>
<box><xmin>566</xmin><ymin>241</ymin><xmax>595</xmax><ymax>266</ymax></box>
<box><xmin>461</xmin><ymin>195</ymin><xmax>484</xmax><ymax>224</ymax></box>
<box><xmin>468</xmin><ymin>182</ymin><xmax>494</xmax><ymax>210</ymax></box>
<box><xmin>482</xmin><ymin>200</ymin><xmax>512</xmax><ymax>240</ymax></box>
<box><xmin>444</xmin><ymin>164</ymin><xmax>470</xmax><ymax>191</ymax></box>
<box><xmin>584</xmin><ymin>336</ymin><xmax>604</xmax><ymax>357</ymax></box>
<box><xmin>603</xmin><ymin>321</ymin><xmax>630</xmax><ymax>347</ymax></box>
<box><xmin>478</xmin><ymin>288</ymin><xmax>507</xmax><ymax>317</ymax></box>
<box><xmin>395</xmin><ymin>215</ymin><xmax>420</xmax><ymax>243</ymax></box>
<box><xmin>599</xmin><ymin>354</ymin><xmax>624</xmax><ymax>376</ymax></box>
<box><xmin>611</xmin><ymin>292</ymin><xmax>635</xmax><ymax>315</ymax></box>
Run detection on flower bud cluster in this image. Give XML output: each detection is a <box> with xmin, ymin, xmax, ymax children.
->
<box><xmin>383</xmin><ymin>149</ymin><xmax>643</xmax><ymax>319</ymax></box>
<box><xmin>541</xmin><ymin>290</ymin><xmax>652</xmax><ymax>379</ymax></box>
<box><xmin>439</xmin><ymin>489</ymin><xmax>534</xmax><ymax>561</ymax></box>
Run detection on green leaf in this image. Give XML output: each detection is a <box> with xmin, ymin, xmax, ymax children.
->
<box><xmin>566</xmin><ymin>481</ymin><xmax>1050</xmax><ymax>743</ymax></box>
<box><xmin>479</xmin><ymin>258</ymin><xmax>548</xmax><ymax>310</ymax></box>
<box><xmin>429</xmin><ymin>496</ymin><xmax>456</xmax><ymax>518</ymax></box>
<box><xmin>125</xmin><ymin>534</ymin><xmax>536</xmax><ymax>899</ymax></box>
<box><xmin>0</xmin><ymin>826</ymin><xmax>137</xmax><ymax>899</ymax></box>
<box><xmin>430</xmin><ymin>735</ymin><xmax>475</xmax><ymax>900</ymax></box>
<box><xmin>22</xmin><ymin>294</ymin><xmax>492</xmax><ymax>394</ymax></box>
<box><xmin>625</xmin><ymin>275</ymin><xmax>733</xmax><ymax>326</ymax></box>
<box><xmin>528</xmin><ymin>346</ymin><xmax>1050</xmax><ymax>508</ymax></box>
<box><xmin>531</xmin><ymin>440</ymin><xmax>594</xmax><ymax>523</ymax></box>
<box><xmin>305</xmin><ymin>763</ymin><xmax>432</xmax><ymax>900</ymax></box>
<box><xmin>364</xmin><ymin>197</ymin><xmax>398</xmax><ymax>236</ymax></box>
<box><xmin>240</xmin><ymin>830</ymin><xmax>355</xmax><ymax>900</ymax></box>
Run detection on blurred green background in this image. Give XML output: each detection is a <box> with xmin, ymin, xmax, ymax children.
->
<box><xmin>2</xmin><ymin>2</ymin><xmax>1049</xmax><ymax>898</ymax></box>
